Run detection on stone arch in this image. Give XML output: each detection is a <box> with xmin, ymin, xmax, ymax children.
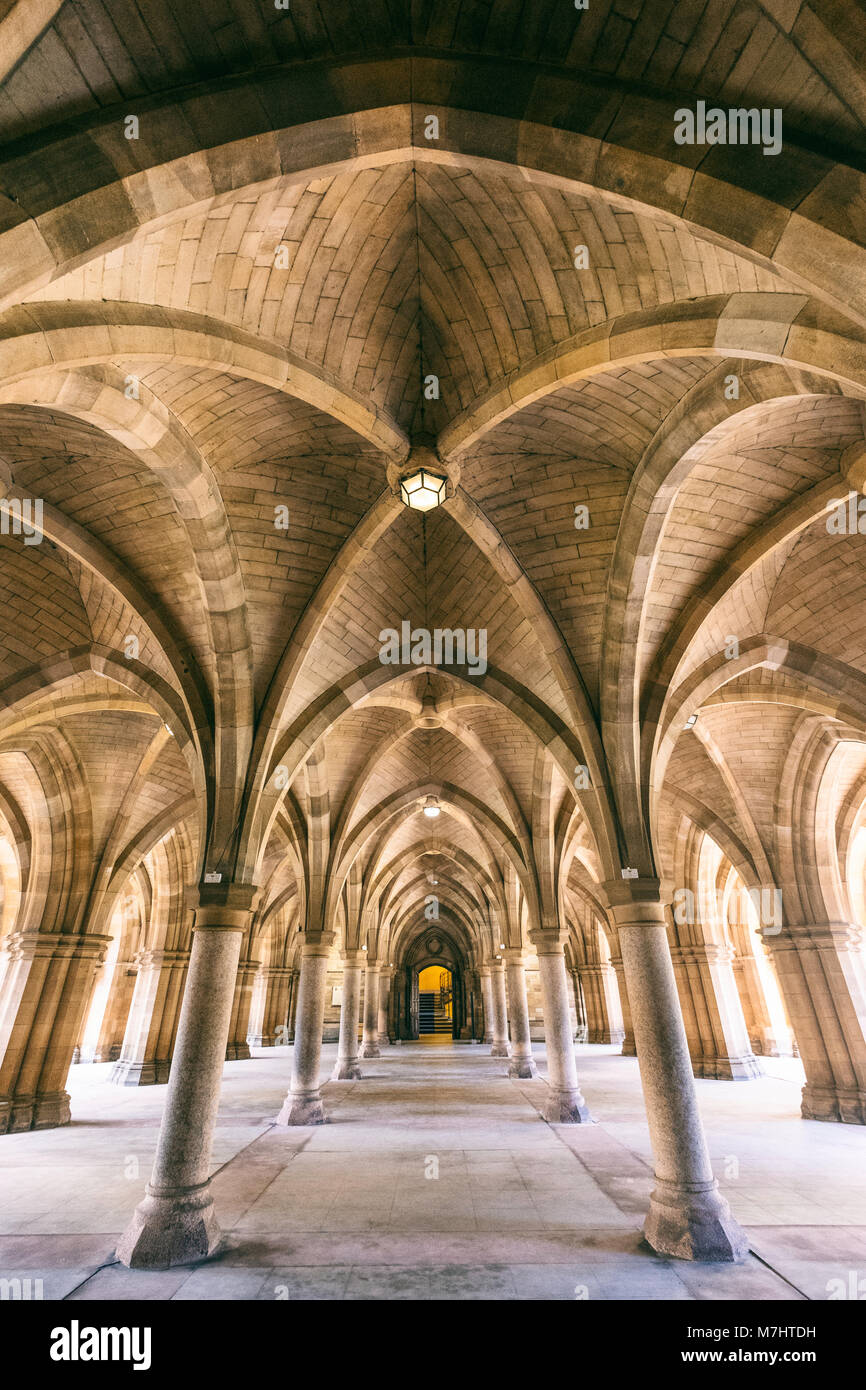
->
<box><xmin>3</xmin><ymin>64</ymin><xmax>866</xmax><ymax>327</ymax></box>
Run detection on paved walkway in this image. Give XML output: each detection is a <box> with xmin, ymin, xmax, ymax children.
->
<box><xmin>1</xmin><ymin>1041</ymin><xmax>865</xmax><ymax>1300</ymax></box>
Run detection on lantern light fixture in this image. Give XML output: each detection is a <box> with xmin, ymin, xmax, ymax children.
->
<box><xmin>422</xmin><ymin>794</ymin><xmax>441</xmax><ymax>818</ymax></box>
<box><xmin>399</xmin><ymin>468</ymin><xmax>448</xmax><ymax>512</ymax></box>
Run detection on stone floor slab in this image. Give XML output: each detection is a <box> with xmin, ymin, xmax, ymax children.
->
<box><xmin>0</xmin><ymin>1041</ymin><xmax>862</xmax><ymax>1300</ymax></box>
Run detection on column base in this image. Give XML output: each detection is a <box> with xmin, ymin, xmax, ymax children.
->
<box><xmin>360</xmin><ymin>1041</ymin><xmax>380</xmax><ymax>1058</ymax></box>
<box><xmin>225</xmin><ymin>1042</ymin><xmax>251</xmax><ymax>1061</ymax></box>
<box><xmin>110</xmin><ymin>1059</ymin><xmax>171</xmax><ymax>1086</ymax></box>
<box><xmin>331</xmin><ymin>1059</ymin><xmax>362</xmax><ymax>1080</ymax></box>
<box><xmin>275</xmin><ymin>1092</ymin><xmax>326</xmax><ymax>1125</ymax></box>
<box><xmin>116</xmin><ymin>1186</ymin><xmax>222</xmax><ymax>1270</ymax></box>
<box><xmin>801</xmin><ymin>1082</ymin><xmax>866</xmax><ymax>1124</ymax></box>
<box><xmin>643</xmin><ymin>1179</ymin><xmax>748</xmax><ymax>1262</ymax></box>
<box><xmin>490</xmin><ymin>1043</ymin><xmax>511</xmax><ymax>1057</ymax></box>
<box><xmin>0</xmin><ymin>1091</ymin><xmax>72</xmax><ymax>1132</ymax></box>
<box><xmin>543</xmin><ymin>1088</ymin><xmax>593</xmax><ymax>1124</ymax></box>
<box><xmin>36</xmin><ymin>1091</ymin><xmax>73</xmax><ymax>1129</ymax></box>
<box><xmin>693</xmin><ymin>1055</ymin><xmax>763</xmax><ymax>1081</ymax></box>
<box><xmin>508</xmin><ymin>1056</ymin><xmax>539</xmax><ymax>1078</ymax></box>
<box><xmin>377</xmin><ymin>1032</ymin><xmax>390</xmax><ymax>1046</ymax></box>
<box><xmin>621</xmin><ymin>1040</ymin><xmax>637</xmax><ymax>1056</ymax></box>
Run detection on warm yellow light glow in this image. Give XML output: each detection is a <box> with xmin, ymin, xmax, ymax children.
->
<box><xmin>399</xmin><ymin>469</ymin><xmax>447</xmax><ymax>511</ymax></box>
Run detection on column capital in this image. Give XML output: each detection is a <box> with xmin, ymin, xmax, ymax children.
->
<box><xmin>236</xmin><ymin>958</ymin><xmax>262</xmax><ymax>976</ymax></box>
<box><xmin>301</xmin><ymin>930</ymin><xmax>336</xmax><ymax>957</ymax></box>
<box><xmin>133</xmin><ymin>947</ymin><xmax>190</xmax><ymax>969</ymax></box>
<box><xmin>340</xmin><ymin>948</ymin><xmax>366</xmax><ymax>965</ymax></box>
<box><xmin>603</xmin><ymin>879</ymin><xmax>666</xmax><ymax>927</ymax></box>
<box><xmin>484</xmin><ymin>955</ymin><xmax>505</xmax><ymax>972</ymax></box>
<box><xmin>501</xmin><ymin>946</ymin><xmax>528</xmax><ymax>963</ymax></box>
<box><xmin>192</xmin><ymin>882</ymin><xmax>259</xmax><ymax>931</ymax></box>
<box><xmin>528</xmin><ymin>927</ymin><xmax>569</xmax><ymax>954</ymax></box>
<box><xmin>669</xmin><ymin>942</ymin><xmax>735</xmax><ymax>967</ymax></box>
<box><xmin>577</xmin><ymin>960</ymin><xmax>617</xmax><ymax>976</ymax></box>
<box><xmin>3</xmin><ymin>930</ymin><xmax>112</xmax><ymax>962</ymax></box>
<box><xmin>768</xmin><ymin>921</ymin><xmax>862</xmax><ymax>952</ymax></box>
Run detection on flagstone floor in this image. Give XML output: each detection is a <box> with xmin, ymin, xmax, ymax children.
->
<box><xmin>1</xmin><ymin>1041</ymin><xmax>864</xmax><ymax>1300</ymax></box>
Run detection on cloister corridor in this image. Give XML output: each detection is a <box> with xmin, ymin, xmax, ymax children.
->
<box><xmin>2</xmin><ymin>1042</ymin><xmax>862</xmax><ymax>1302</ymax></box>
<box><xmin>7</xmin><ymin>0</ymin><xmax>866</xmax><ymax>1343</ymax></box>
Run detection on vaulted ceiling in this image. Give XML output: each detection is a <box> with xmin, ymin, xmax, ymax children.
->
<box><xmin>2</xmin><ymin>0</ymin><xmax>866</xmax><ymax>962</ymax></box>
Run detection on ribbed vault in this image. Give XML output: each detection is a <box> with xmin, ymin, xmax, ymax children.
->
<box><xmin>4</xmin><ymin>5</ymin><xmax>866</xmax><ymax>1245</ymax></box>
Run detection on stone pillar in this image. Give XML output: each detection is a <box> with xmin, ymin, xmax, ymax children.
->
<box><xmin>503</xmin><ymin>950</ymin><xmax>538</xmax><ymax>1077</ymax></box>
<box><xmin>731</xmin><ymin>944</ymin><xmax>790</xmax><ymax>1056</ymax></box>
<box><xmin>332</xmin><ymin>950</ymin><xmax>363</xmax><ymax>1079</ymax></box>
<box><xmin>225</xmin><ymin>956</ymin><xmax>260</xmax><ymax>1060</ymax></box>
<box><xmin>608</xmin><ymin>883</ymin><xmax>748</xmax><ymax>1261</ymax></box>
<box><xmin>360</xmin><ymin>958</ymin><xmax>381</xmax><ymax>1058</ymax></box>
<box><xmin>378</xmin><ymin>967</ymin><xmax>393</xmax><ymax>1044</ymax></box>
<box><xmin>569</xmin><ymin>967</ymin><xmax>587</xmax><ymax>1040</ymax></box>
<box><xmin>287</xmin><ymin>967</ymin><xmax>300</xmax><ymax>1041</ymax></box>
<box><xmin>461</xmin><ymin>973</ymin><xmax>475</xmax><ymax>1039</ymax></box>
<box><xmin>731</xmin><ymin>948</ymin><xmax>769</xmax><ymax>1053</ymax></box>
<box><xmin>469</xmin><ymin>973</ymin><xmax>483</xmax><ymax>1040</ymax></box>
<box><xmin>78</xmin><ymin>936</ymin><xmax>119</xmax><ymax>1063</ymax></box>
<box><xmin>488</xmin><ymin>959</ymin><xmax>510</xmax><ymax>1057</ymax></box>
<box><xmin>532</xmin><ymin>932</ymin><xmax>592</xmax><ymax>1122</ymax></box>
<box><xmin>110</xmin><ymin>948</ymin><xmax>190</xmax><ymax>1085</ymax></box>
<box><xmin>276</xmin><ymin>933</ymin><xmax>334</xmax><ymax>1125</ymax></box>
<box><xmin>479</xmin><ymin>965</ymin><xmax>494</xmax><ymax>1042</ymax></box>
<box><xmin>767</xmin><ymin>922</ymin><xmax>866</xmax><ymax>1123</ymax></box>
<box><xmin>577</xmin><ymin>962</ymin><xmax>626</xmax><ymax>1045</ymax></box>
<box><xmin>248</xmin><ymin>966</ymin><xmax>293</xmax><ymax>1046</ymax></box>
<box><xmin>0</xmin><ymin>931</ymin><xmax>111</xmax><ymax>1133</ymax></box>
<box><xmin>116</xmin><ymin>885</ymin><xmax>256</xmax><ymax>1268</ymax></box>
<box><xmin>610</xmin><ymin>950</ymin><xmax>636</xmax><ymax>1054</ymax></box>
<box><xmin>247</xmin><ymin>967</ymin><xmax>266</xmax><ymax>1046</ymax></box>
<box><xmin>670</xmin><ymin>940</ymin><xmax>762</xmax><ymax>1080</ymax></box>
<box><xmin>91</xmin><ymin>958</ymin><xmax>137</xmax><ymax>1062</ymax></box>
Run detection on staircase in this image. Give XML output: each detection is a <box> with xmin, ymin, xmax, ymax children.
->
<box><xmin>419</xmin><ymin>991</ymin><xmax>452</xmax><ymax>1035</ymax></box>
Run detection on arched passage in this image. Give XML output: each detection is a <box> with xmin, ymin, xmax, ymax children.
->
<box><xmin>3</xmin><ymin>2</ymin><xmax>866</xmax><ymax>1305</ymax></box>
